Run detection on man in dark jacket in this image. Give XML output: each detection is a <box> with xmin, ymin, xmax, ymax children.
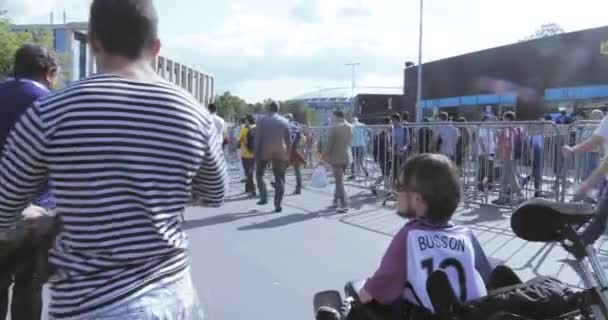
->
<box><xmin>371</xmin><ymin>117</ymin><xmax>392</xmax><ymax>196</ymax></box>
<box><xmin>0</xmin><ymin>44</ymin><xmax>60</xmax><ymax>320</ymax></box>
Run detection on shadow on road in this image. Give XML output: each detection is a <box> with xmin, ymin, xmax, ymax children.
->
<box><xmin>348</xmin><ymin>191</ymin><xmax>379</xmax><ymax>210</ymax></box>
<box><xmin>183</xmin><ymin>210</ymin><xmax>274</xmax><ymax>230</ymax></box>
<box><xmin>237</xmin><ymin>206</ymin><xmax>346</xmax><ymax>231</ymax></box>
<box><xmin>456</xmin><ymin>206</ymin><xmax>508</xmax><ymax>224</ymax></box>
<box><xmin>237</xmin><ymin>212</ymin><xmax>320</xmax><ymax>231</ymax></box>
<box><xmin>224</xmin><ymin>194</ymin><xmax>256</xmax><ymax>203</ymax></box>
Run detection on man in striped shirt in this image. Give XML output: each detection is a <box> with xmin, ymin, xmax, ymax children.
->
<box><xmin>0</xmin><ymin>0</ymin><xmax>228</xmax><ymax>319</ymax></box>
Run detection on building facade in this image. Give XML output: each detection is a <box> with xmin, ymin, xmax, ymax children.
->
<box><xmin>403</xmin><ymin>25</ymin><xmax>608</xmax><ymax>120</ymax></box>
<box><xmin>12</xmin><ymin>22</ymin><xmax>214</xmax><ymax>106</ymax></box>
<box><xmin>289</xmin><ymin>87</ymin><xmax>403</xmax><ymax>124</ymax></box>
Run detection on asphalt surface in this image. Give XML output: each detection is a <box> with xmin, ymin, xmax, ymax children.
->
<box><xmin>33</xmin><ymin>164</ymin><xmax>608</xmax><ymax>320</ymax></box>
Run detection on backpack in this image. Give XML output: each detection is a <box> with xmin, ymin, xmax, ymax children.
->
<box><xmin>458</xmin><ymin>276</ymin><xmax>577</xmax><ymax>320</ymax></box>
<box><xmin>246</xmin><ymin>127</ymin><xmax>255</xmax><ymax>150</ymax></box>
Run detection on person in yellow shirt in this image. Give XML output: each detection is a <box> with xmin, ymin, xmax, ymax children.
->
<box><xmin>238</xmin><ymin>114</ymin><xmax>256</xmax><ymax>196</ymax></box>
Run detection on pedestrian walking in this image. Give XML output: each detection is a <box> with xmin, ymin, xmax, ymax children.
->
<box><xmin>286</xmin><ymin>114</ymin><xmax>305</xmax><ymax>195</ymax></box>
<box><xmin>521</xmin><ymin>119</ymin><xmax>546</xmax><ymax>198</ymax></box>
<box><xmin>564</xmin><ymin>108</ymin><xmax>608</xmax><ymax>197</ymax></box>
<box><xmin>494</xmin><ymin>112</ymin><xmax>524</xmax><ymax>205</ymax></box>
<box><xmin>418</xmin><ymin>117</ymin><xmax>434</xmax><ymax>154</ymax></box>
<box><xmin>477</xmin><ymin>115</ymin><xmax>496</xmax><ymax>192</ymax></box>
<box><xmin>434</xmin><ymin>112</ymin><xmax>460</xmax><ymax>161</ymax></box>
<box><xmin>236</xmin><ymin>117</ymin><xmax>247</xmax><ymax>182</ymax></box>
<box><xmin>0</xmin><ymin>1</ymin><xmax>228</xmax><ymax>318</ymax></box>
<box><xmin>254</xmin><ymin>102</ymin><xmax>291</xmax><ymax>213</ymax></box>
<box><xmin>209</xmin><ymin>103</ymin><xmax>227</xmax><ymax>149</ymax></box>
<box><xmin>323</xmin><ymin>111</ymin><xmax>353</xmax><ymax>213</ymax></box>
<box><xmin>390</xmin><ymin>113</ymin><xmax>409</xmax><ymax>188</ymax></box>
<box><xmin>0</xmin><ymin>44</ymin><xmax>61</xmax><ymax>320</ymax></box>
<box><xmin>238</xmin><ymin>115</ymin><xmax>257</xmax><ymax>196</ymax></box>
<box><xmin>371</xmin><ymin>117</ymin><xmax>392</xmax><ymax>196</ymax></box>
<box><xmin>349</xmin><ymin>117</ymin><xmax>370</xmax><ymax>180</ymax></box>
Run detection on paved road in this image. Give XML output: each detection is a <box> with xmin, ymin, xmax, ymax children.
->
<box><xmin>35</xmin><ymin>168</ymin><xmax>608</xmax><ymax>320</ymax></box>
<box><xmin>185</xmin><ymin>175</ymin><xmax>608</xmax><ymax>320</ymax></box>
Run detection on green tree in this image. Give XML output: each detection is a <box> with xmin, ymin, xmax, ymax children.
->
<box><xmin>523</xmin><ymin>23</ymin><xmax>565</xmax><ymax>41</ymax></box>
<box><xmin>249</xmin><ymin>102</ymin><xmax>265</xmax><ymax>114</ymax></box>
<box><xmin>0</xmin><ymin>17</ymin><xmax>54</xmax><ymax>79</ymax></box>
<box><xmin>214</xmin><ymin>91</ymin><xmax>249</xmax><ymax>122</ymax></box>
<box><xmin>281</xmin><ymin>100</ymin><xmax>318</xmax><ymax>125</ymax></box>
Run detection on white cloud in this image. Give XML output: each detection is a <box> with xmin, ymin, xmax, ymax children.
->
<box><xmin>2</xmin><ymin>0</ymin><xmax>89</xmax><ymax>24</ymax></box>
<box><xmin>233</xmin><ymin>76</ymin><xmax>347</xmax><ymax>102</ymax></box>
<box><xmin>6</xmin><ymin>0</ymin><xmax>608</xmax><ymax>103</ymax></box>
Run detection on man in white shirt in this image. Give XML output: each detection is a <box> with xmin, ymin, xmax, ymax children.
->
<box><xmin>564</xmin><ymin>111</ymin><xmax>608</xmax><ymax>196</ymax></box>
<box><xmin>209</xmin><ymin>103</ymin><xmax>226</xmax><ymax>143</ymax></box>
<box><xmin>434</xmin><ymin>112</ymin><xmax>460</xmax><ymax>161</ymax></box>
<box><xmin>563</xmin><ymin>112</ymin><xmax>608</xmax><ymax>155</ymax></box>
<box><xmin>477</xmin><ymin>115</ymin><xmax>496</xmax><ymax>191</ymax></box>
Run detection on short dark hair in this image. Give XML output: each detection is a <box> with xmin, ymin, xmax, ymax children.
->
<box><xmin>14</xmin><ymin>44</ymin><xmax>60</xmax><ymax>79</ymax></box>
<box><xmin>246</xmin><ymin>114</ymin><xmax>256</xmax><ymax>125</ymax></box>
<box><xmin>208</xmin><ymin>103</ymin><xmax>217</xmax><ymax>113</ymax></box>
<box><xmin>269</xmin><ymin>101</ymin><xmax>280</xmax><ymax>113</ymax></box>
<box><xmin>333</xmin><ymin>110</ymin><xmax>345</xmax><ymax>118</ymax></box>
<box><xmin>402</xmin><ymin>111</ymin><xmax>410</xmax><ymax>121</ymax></box>
<box><xmin>400</xmin><ymin>154</ymin><xmax>461</xmax><ymax>225</ymax></box>
<box><xmin>503</xmin><ymin>111</ymin><xmax>516</xmax><ymax>121</ymax></box>
<box><xmin>382</xmin><ymin>117</ymin><xmax>391</xmax><ymax>125</ymax></box>
<box><xmin>544</xmin><ymin>114</ymin><xmax>553</xmax><ymax>121</ymax></box>
<box><xmin>456</xmin><ymin>117</ymin><xmax>466</xmax><ymax>123</ymax></box>
<box><xmin>438</xmin><ymin>112</ymin><xmax>449</xmax><ymax>121</ymax></box>
<box><xmin>89</xmin><ymin>0</ymin><xmax>158</xmax><ymax>59</ymax></box>
<box><xmin>391</xmin><ymin>113</ymin><xmax>401</xmax><ymax>122</ymax></box>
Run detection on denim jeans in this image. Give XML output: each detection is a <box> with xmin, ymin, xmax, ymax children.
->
<box><xmin>67</xmin><ymin>268</ymin><xmax>204</xmax><ymax>320</ymax></box>
<box><xmin>256</xmin><ymin>159</ymin><xmax>287</xmax><ymax>207</ymax></box>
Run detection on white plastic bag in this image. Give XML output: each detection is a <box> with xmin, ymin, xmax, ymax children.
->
<box><xmin>311</xmin><ymin>166</ymin><xmax>329</xmax><ymax>189</ymax></box>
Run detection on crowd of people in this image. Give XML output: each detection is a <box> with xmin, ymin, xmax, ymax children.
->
<box><xmin>236</xmin><ymin>105</ymin><xmax>608</xmax><ymax>211</ymax></box>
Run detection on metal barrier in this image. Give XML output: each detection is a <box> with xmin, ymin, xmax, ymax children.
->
<box><xmin>227</xmin><ymin>120</ymin><xmax>604</xmax><ymax>208</ymax></box>
<box><xmin>561</xmin><ymin>120</ymin><xmax>603</xmax><ymax>201</ymax></box>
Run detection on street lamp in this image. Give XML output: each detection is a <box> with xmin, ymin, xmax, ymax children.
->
<box><xmin>345</xmin><ymin>63</ymin><xmax>360</xmax><ymax>112</ymax></box>
<box><xmin>415</xmin><ymin>0</ymin><xmax>424</xmax><ymax>123</ymax></box>
<box><xmin>404</xmin><ymin>61</ymin><xmax>415</xmax><ymax>118</ymax></box>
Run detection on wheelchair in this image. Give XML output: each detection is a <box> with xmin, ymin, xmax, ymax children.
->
<box><xmin>313</xmin><ymin>198</ymin><xmax>608</xmax><ymax>320</ymax></box>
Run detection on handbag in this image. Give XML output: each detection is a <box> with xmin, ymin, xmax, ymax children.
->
<box><xmin>311</xmin><ymin>166</ymin><xmax>329</xmax><ymax>188</ymax></box>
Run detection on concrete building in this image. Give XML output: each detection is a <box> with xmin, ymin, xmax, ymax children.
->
<box><xmin>289</xmin><ymin>86</ymin><xmax>403</xmax><ymax>124</ymax></box>
<box><xmin>403</xmin><ymin>25</ymin><xmax>608</xmax><ymax>121</ymax></box>
<box><xmin>11</xmin><ymin>22</ymin><xmax>214</xmax><ymax>106</ymax></box>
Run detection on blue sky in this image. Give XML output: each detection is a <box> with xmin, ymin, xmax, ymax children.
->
<box><xmin>3</xmin><ymin>0</ymin><xmax>608</xmax><ymax>103</ymax></box>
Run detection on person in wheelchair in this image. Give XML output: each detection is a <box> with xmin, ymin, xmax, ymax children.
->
<box><xmin>357</xmin><ymin>153</ymin><xmax>494</xmax><ymax>313</ymax></box>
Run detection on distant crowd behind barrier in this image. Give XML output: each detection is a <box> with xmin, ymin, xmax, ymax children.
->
<box><xmin>224</xmin><ymin>111</ymin><xmax>607</xmax><ymax>208</ymax></box>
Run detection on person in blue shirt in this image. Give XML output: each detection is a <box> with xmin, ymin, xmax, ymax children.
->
<box><xmin>286</xmin><ymin>114</ymin><xmax>304</xmax><ymax>195</ymax></box>
<box><xmin>349</xmin><ymin>117</ymin><xmax>370</xmax><ymax>180</ymax></box>
<box><xmin>0</xmin><ymin>44</ymin><xmax>60</xmax><ymax>320</ymax></box>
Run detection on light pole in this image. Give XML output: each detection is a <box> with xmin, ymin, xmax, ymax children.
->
<box><xmin>404</xmin><ymin>61</ymin><xmax>415</xmax><ymax>118</ymax></box>
<box><xmin>415</xmin><ymin>0</ymin><xmax>424</xmax><ymax>123</ymax></box>
<box><xmin>345</xmin><ymin>63</ymin><xmax>360</xmax><ymax>112</ymax></box>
